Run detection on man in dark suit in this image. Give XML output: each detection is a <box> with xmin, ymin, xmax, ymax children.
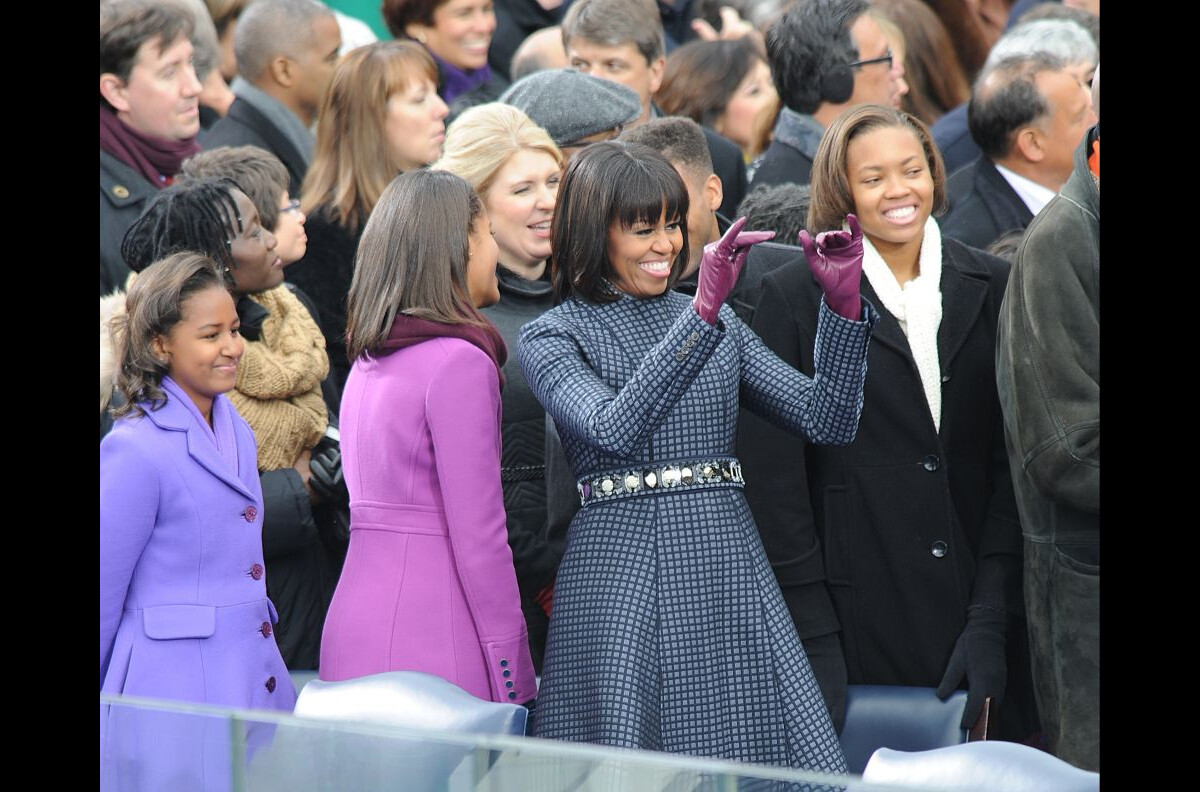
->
<box><xmin>753</xmin><ymin>0</ymin><xmax>903</xmax><ymax>189</ymax></box>
<box><xmin>560</xmin><ymin>0</ymin><xmax>747</xmax><ymax>218</ymax></box>
<box><xmin>932</xmin><ymin>14</ymin><xmax>1097</xmax><ymax>175</ymax></box>
<box><xmin>942</xmin><ymin>52</ymin><xmax>1095</xmax><ymax>251</ymax></box>
<box><xmin>201</xmin><ymin>0</ymin><xmax>341</xmax><ymax>196</ymax></box>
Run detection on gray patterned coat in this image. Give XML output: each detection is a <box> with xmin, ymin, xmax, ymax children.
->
<box><xmin>517</xmin><ymin>288</ymin><xmax>877</xmax><ymax>771</ymax></box>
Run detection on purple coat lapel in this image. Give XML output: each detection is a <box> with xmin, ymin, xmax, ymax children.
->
<box><xmin>144</xmin><ymin>380</ymin><xmax>256</xmax><ymax>501</ymax></box>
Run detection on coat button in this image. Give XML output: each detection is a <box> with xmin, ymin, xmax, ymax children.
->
<box><xmin>941</xmin><ymin>373</ymin><xmax>951</xmax><ymax>383</ymax></box>
<box><xmin>923</xmin><ymin>455</ymin><xmax>940</xmax><ymax>472</ymax></box>
<box><xmin>265</xmin><ymin>676</ymin><xmax>277</xmax><ymax>693</ymax></box>
<box><xmin>508</xmin><ymin>692</ymin><xmax>517</xmax><ymax>700</ymax></box>
<box><xmin>505</xmin><ymin>680</ymin><xmax>514</xmax><ymax>689</ymax></box>
<box><xmin>243</xmin><ymin>506</ymin><xmax>258</xmax><ymax>522</ymax></box>
<box><xmin>503</xmin><ymin>669</ymin><xmax>511</xmax><ymax>678</ymax></box>
<box><xmin>499</xmin><ymin>659</ymin><xmax>508</xmax><ymax>668</ymax></box>
<box><xmin>260</xmin><ymin>621</ymin><xmax>272</xmax><ymax>637</ymax></box>
<box><xmin>931</xmin><ymin>540</ymin><xmax>948</xmax><ymax>558</ymax></box>
<box><xmin>250</xmin><ymin>564</ymin><xmax>264</xmax><ymax>580</ymax></box>
<box><xmin>112</xmin><ymin>184</ymin><xmax>130</xmax><ymax>199</ymax></box>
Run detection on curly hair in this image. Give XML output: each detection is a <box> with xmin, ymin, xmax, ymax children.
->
<box><xmin>110</xmin><ymin>252</ymin><xmax>230</xmax><ymax>418</ymax></box>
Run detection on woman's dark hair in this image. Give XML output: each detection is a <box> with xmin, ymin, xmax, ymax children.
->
<box><xmin>381</xmin><ymin>0</ymin><xmax>446</xmax><ymax>37</ymax></box>
<box><xmin>656</xmin><ymin>38</ymin><xmax>764</xmax><ymax>129</ymax></box>
<box><xmin>345</xmin><ymin>169</ymin><xmax>486</xmax><ymax>360</ymax></box>
<box><xmin>551</xmin><ymin>141</ymin><xmax>690</xmax><ymax>304</ymax></box>
<box><xmin>808</xmin><ymin>104</ymin><xmax>947</xmax><ymax>234</ymax></box>
<box><xmin>110</xmin><ymin>252</ymin><xmax>229</xmax><ymax>418</ymax></box>
<box><xmin>120</xmin><ymin>178</ymin><xmax>243</xmax><ymax>289</ymax></box>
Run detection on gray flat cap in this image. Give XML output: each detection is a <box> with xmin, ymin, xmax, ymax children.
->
<box><xmin>499</xmin><ymin>68</ymin><xmax>643</xmax><ymax>147</ymax></box>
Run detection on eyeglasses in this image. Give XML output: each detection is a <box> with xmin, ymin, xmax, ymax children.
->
<box><xmin>848</xmin><ymin>50</ymin><xmax>893</xmax><ymax>70</ymax></box>
<box><xmin>279</xmin><ymin>198</ymin><xmax>302</xmax><ymax>214</ymax></box>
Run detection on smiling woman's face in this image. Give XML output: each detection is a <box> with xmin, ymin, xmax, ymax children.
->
<box><xmin>606</xmin><ymin>207</ymin><xmax>683</xmax><ymax>299</ymax></box>
<box><xmin>845</xmin><ymin>125</ymin><xmax>933</xmax><ymax>256</ymax></box>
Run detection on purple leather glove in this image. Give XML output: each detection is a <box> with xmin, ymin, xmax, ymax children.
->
<box><xmin>693</xmin><ymin>216</ymin><xmax>776</xmax><ymax>325</ymax></box>
<box><xmin>798</xmin><ymin>213</ymin><xmax>864</xmax><ymax>320</ymax></box>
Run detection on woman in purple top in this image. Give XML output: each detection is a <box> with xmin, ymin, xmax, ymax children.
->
<box><xmin>100</xmin><ymin>252</ymin><xmax>294</xmax><ymax>789</ymax></box>
<box><xmin>319</xmin><ymin>169</ymin><xmax>536</xmax><ymax>707</ymax></box>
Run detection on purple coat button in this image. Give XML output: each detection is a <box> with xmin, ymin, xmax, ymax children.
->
<box><xmin>266</xmin><ymin>676</ymin><xmax>276</xmax><ymax>693</ymax></box>
<box><xmin>260</xmin><ymin>621</ymin><xmax>272</xmax><ymax>637</ymax></box>
<box><xmin>250</xmin><ymin>564</ymin><xmax>264</xmax><ymax>580</ymax></box>
<box><xmin>243</xmin><ymin>506</ymin><xmax>258</xmax><ymax>522</ymax></box>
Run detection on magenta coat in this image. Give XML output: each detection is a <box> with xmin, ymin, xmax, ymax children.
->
<box><xmin>100</xmin><ymin>377</ymin><xmax>295</xmax><ymax>789</ymax></box>
<box><xmin>319</xmin><ymin>338</ymin><xmax>535</xmax><ymax>704</ymax></box>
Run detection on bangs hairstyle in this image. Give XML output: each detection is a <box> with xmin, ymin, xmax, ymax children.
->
<box><xmin>120</xmin><ymin>178</ymin><xmax>243</xmax><ymax>285</ymax></box>
<box><xmin>110</xmin><ymin>252</ymin><xmax>229</xmax><ymax>419</ymax></box>
<box><xmin>551</xmin><ymin>141</ymin><xmax>689</xmax><ymax>303</ymax></box>
<box><xmin>300</xmin><ymin>40</ymin><xmax>438</xmax><ymax>234</ymax></box>
<box><xmin>345</xmin><ymin>170</ymin><xmax>486</xmax><ymax>360</ymax></box>
<box><xmin>807</xmin><ymin>104</ymin><xmax>946</xmax><ymax>234</ymax></box>
<box><xmin>434</xmin><ymin>103</ymin><xmax>563</xmax><ymax>199</ymax></box>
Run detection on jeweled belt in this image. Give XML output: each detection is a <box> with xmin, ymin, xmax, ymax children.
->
<box><xmin>576</xmin><ymin>458</ymin><xmax>744</xmax><ymax>506</ymax></box>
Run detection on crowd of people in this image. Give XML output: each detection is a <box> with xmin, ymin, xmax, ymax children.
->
<box><xmin>100</xmin><ymin>0</ymin><xmax>1100</xmax><ymax>784</ymax></box>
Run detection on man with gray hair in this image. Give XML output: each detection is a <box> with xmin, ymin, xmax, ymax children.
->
<box><xmin>933</xmin><ymin>16</ymin><xmax>1098</xmax><ymax>173</ymax></box>
<box><xmin>941</xmin><ymin>51</ymin><xmax>1095</xmax><ymax>250</ymax></box>
<box><xmin>202</xmin><ymin>0</ymin><xmax>341</xmax><ymax>194</ymax></box>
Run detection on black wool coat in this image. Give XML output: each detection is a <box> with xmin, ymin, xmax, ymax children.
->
<box><xmin>738</xmin><ymin>236</ymin><xmax>1025</xmax><ymax>691</ymax></box>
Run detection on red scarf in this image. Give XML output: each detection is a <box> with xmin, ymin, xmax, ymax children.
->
<box><xmin>377</xmin><ymin>312</ymin><xmax>508</xmax><ymax>389</ymax></box>
<box><xmin>99</xmin><ymin>106</ymin><xmax>200</xmax><ymax>188</ymax></box>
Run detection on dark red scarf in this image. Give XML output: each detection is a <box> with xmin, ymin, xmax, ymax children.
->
<box><xmin>378</xmin><ymin>312</ymin><xmax>508</xmax><ymax>389</ymax></box>
<box><xmin>99</xmin><ymin>106</ymin><xmax>200</xmax><ymax>188</ymax></box>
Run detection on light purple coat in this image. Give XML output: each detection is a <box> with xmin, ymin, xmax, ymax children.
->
<box><xmin>100</xmin><ymin>378</ymin><xmax>295</xmax><ymax>788</ymax></box>
<box><xmin>320</xmin><ymin>338</ymin><xmax>535</xmax><ymax>705</ymax></box>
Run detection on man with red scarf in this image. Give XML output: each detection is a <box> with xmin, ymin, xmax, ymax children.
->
<box><xmin>100</xmin><ymin>0</ymin><xmax>203</xmax><ymax>296</ymax></box>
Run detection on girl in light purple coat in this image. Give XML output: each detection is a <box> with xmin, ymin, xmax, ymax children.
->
<box><xmin>319</xmin><ymin>169</ymin><xmax>536</xmax><ymax>707</ymax></box>
<box><xmin>100</xmin><ymin>253</ymin><xmax>294</xmax><ymax>789</ymax></box>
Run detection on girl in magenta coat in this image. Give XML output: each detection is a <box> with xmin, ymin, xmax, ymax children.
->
<box><xmin>319</xmin><ymin>170</ymin><xmax>536</xmax><ymax>706</ymax></box>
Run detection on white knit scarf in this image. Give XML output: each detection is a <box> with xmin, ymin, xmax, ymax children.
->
<box><xmin>860</xmin><ymin>216</ymin><xmax>944</xmax><ymax>432</ymax></box>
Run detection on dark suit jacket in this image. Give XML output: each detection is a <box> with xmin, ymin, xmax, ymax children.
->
<box><xmin>931</xmin><ymin>103</ymin><xmax>980</xmax><ymax>176</ymax></box>
<box><xmin>201</xmin><ymin>98</ymin><xmax>309</xmax><ymax>196</ymax></box>
<box><xmin>942</xmin><ymin>157</ymin><xmax>1034</xmax><ymax>252</ymax></box>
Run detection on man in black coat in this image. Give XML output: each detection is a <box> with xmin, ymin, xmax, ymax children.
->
<box><xmin>942</xmin><ymin>52</ymin><xmax>1095</xmax><ymax>251</ymax></box>
<box><xmin>100</xmin><ymin>0</ymin><xmax>204</xmax><ymax>296</ymax></box>
<box><xmin>560</xmin><ymin>0</ymin><xmax>747</xmax><ymax>218</ymax></box>
<box><xmin>753</xmin><ymin>0</ymin><xmax>901</xmax><ymax>189</ymax></box>
<box><xmin>201</xmin><ymin>0</ymin><xmax>342</xmax><ymax>196</ymax></box>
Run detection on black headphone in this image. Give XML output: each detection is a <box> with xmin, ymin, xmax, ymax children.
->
<box><xmin>819</xmin><ymin>63</ymin><xmax>855</xmax><ymax>105</ymax></box>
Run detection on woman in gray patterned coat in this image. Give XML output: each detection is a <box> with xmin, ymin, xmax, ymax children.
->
<box><xmin>517</xmin><ymin>141</ymin><xmax>878</xmax><ymax>771</ymax></box>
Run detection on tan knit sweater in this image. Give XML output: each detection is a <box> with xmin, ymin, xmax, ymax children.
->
<box><xmin>228</xmin><ymin>284</ymin><xmax>330</xmax><ymax>472</ymax></box>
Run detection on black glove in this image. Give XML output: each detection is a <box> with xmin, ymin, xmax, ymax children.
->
<box><xmin>936</xmin><ymin>605</ymin><xmax>1008</xmax><ymax>729</ymax></box>
<box><xmin>309</xmin><ymin>432</ymin><xmax>349</xmax><ymax>507</ymax></box>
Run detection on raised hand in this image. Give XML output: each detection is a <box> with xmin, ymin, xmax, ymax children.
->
<box><xmin>798</xmin><ymin>213</ymin><xmax>864</xmax><ymax>320</ymax></box>
<box><xmin>693</xmin><ymin>216</ymin><xmax>775</xmax><ymax>325</ymax></box>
